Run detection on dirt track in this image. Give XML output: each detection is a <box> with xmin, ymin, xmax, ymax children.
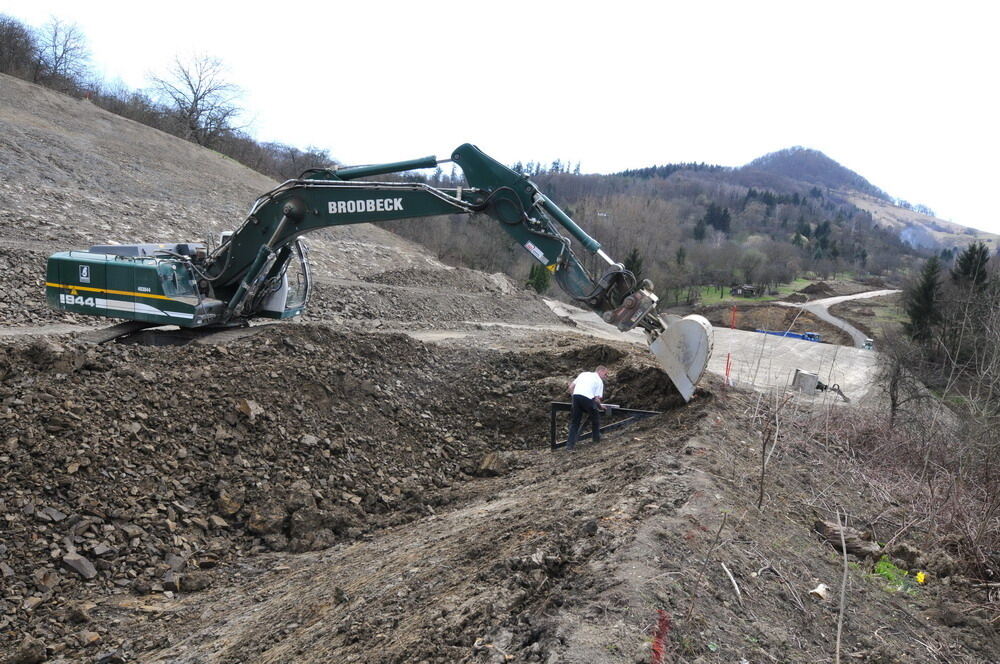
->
<box><xmin>2</xmin><ymin>73</ymin><xmax>998</xmax><ymax>664</ymax></box>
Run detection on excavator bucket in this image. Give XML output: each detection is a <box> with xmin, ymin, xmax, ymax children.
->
<box><xmin>647</xmin><ymin>314</ymin><xmax>714</xmax><ymax>401</ymax></box>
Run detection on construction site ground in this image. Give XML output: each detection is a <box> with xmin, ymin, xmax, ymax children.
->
<box><xmin>1</xmin><ymin>73</ymin><xmax>997</xmax><ymax>663</ymax></box>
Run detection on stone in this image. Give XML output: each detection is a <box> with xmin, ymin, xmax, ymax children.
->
<box><xmin>288</xmin><ymin>507</ymin><xmax>327</xmax><ymax>539</ymax></box>
<box><xmin>11</xmin><ymin>635</ymin><xmax>47</xmax><ymax>664</ymax></box>
<box><xmin>474</xmin><ymin>452</ymin><xmax>506</xmax><ymax>477</ymax></box>
<box><xmin>247</xmin><ymin>504</ymin><xmax>285</xmax><ymax>535</ymax></box>
<box><xmin>285</xmin><ymin>480</ymin><xmax>316</xmax><ymax>512</ymax></box>
<box><xmin>38</xmin><ymin>507</ymin><xmax>67</xmax><ymax>522</ymax></box>
<box><xmin>62</xmin><ymin>552</ymin><xmax>98</xmax><ymax>580</ymax></box>
<box><xmin>179</xmin><ymin>571</ymin><xmax>212</xmax><ymax>592</ymax></box>
<box><xmin>94</xmin><ymin>649</ymin><xmax>127</xmax><ymax>664</ymax></box>
<box><xmin>208</xmin><ymin>515</ymin><xmax>228</xmax><ymax>529</ymax></box>
<box><xmin>214</xmin><ymin>485</ymin><xmax>243</xmax><ymax>517</ymax></box>
<box><xmin>68</xmin><ymin>602</ymin><xmax>95</xmax><ymax>623</ymax></box>
<box><xmin>235</xmin><ymin>398</ymin><xmax>263</xmax><ymax>422</ymax></box>
<box><xmin>79</xmin><ymin>631</ymin><xmax>102</xmax><ymax>646</ymax></box>
<box><xmin>22</xmin><ymin>596</ymin><xmax>43</xmax><ymax>611</ymax></box>
<box><xmin>162</xmin><ymin>570</ymin><xmax>181</xmax><ymax>592</ymax></box>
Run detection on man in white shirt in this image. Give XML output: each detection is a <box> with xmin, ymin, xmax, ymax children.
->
<box><xmin>565</xmin><ymin>366</ymin><xmax>609</xmax><ymax>451</ymax></box>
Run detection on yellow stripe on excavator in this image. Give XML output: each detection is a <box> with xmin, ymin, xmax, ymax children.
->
<box><xmin>45</xmin><ymin>282</ymin><xmax>175</xmax><ymax>301</ymax></box>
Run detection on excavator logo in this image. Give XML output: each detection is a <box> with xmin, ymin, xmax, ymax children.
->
<box><xmin>328</xmin><ymin>198</ymin><xmax>404</xmax><ymax>214</ymax></box>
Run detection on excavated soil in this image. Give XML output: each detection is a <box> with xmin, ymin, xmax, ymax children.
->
<box><xmin>2</xmin><ymin>73</ymin><xmax>998</xmax><ymax>664</ymax></box>
<box><xmin>695</xmin><ymin>304</ymin><xmax>853</xmax><ymax>347</ymax></box>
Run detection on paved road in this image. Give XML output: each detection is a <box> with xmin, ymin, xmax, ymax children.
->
<box><xmin>776</xmin><ymin>289</ymin><xmax>900</xmax><ymax>348</ymax></box>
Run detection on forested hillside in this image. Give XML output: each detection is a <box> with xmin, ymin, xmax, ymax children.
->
<box><xmin>385</xmin><ymin>154</ymin><xmax>921</xmax><ymax>303</ymax></box>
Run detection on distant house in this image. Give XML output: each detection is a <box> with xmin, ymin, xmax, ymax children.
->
<box><xmin>730</xmin><ymin>284</ymin><xmax>757</xmax><ymax>297</ymax></box>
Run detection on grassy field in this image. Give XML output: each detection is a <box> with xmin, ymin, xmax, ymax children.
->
<box><xmin>696</xmin><ymin>278</ymin><xmax>814</xmax><ymax>306</ymax></box>
<box><xmin>828</xmin><ymin>292</ymin><xmax>906</xmax><ymax>341</ymax></box>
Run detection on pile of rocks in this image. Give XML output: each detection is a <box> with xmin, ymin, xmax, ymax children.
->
<box><xmin>0</xmin><ymin>249</ymin><xmax>98</xmax><ymax>327</ymax></box>
<box><xmin>1</xmin><ymin>325</ymin><xmax>644</xmax><ymax>658</ymax></box>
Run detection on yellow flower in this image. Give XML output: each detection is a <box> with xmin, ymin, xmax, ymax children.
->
<box><xmin>916</xmin><ymin>571</ymin><xmax>926</xmax><ymax>584</ymax></box>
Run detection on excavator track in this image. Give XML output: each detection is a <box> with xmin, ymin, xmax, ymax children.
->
<box><xmin>78</xmin><ymin>321</ymin><xmax>276</xmax><ymax>346</ymax></box>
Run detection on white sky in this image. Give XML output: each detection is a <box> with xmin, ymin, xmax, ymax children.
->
<box><xmin>5</xmin><ymin>1</ymin><xmax>998</xmax><ymax>233</ymax></box>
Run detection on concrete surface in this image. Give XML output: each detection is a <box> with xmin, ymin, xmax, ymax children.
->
<box><xmin>544</xmin><ymin>298</ymin><xmax>881</xmax><ymax>403</ymax></box>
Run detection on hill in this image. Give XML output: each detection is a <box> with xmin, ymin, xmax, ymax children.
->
<box><xmin>742</xmin><ymin>146</ymin><xmax>893</xmax><ymax>202</ymax></box>
<box><xmin>0</xmin><ymin>73</ymin><xmax>997</xmax><ymax>664</ymax></box>
<box><xmin>739</xmin><ymin>147</ymin><xmax>999</xmax><ymax>253</ymax></box>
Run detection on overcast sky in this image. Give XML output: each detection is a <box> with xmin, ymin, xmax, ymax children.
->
<box><xmin>5</xmin><ymin>1</ymin><xmax>998</xmax><ymax>233</ymax></box>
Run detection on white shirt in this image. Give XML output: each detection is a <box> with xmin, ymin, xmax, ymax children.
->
<box><xmin>572</xmin><ymin>372</ymin><xmax>604</xmax><ymax>399</ymax></box>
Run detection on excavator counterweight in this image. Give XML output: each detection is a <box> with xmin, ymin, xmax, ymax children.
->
<box><xmin>46</xmin><ymin>144</ymin><xmax>713</xmax><ymax>399</ymax></box>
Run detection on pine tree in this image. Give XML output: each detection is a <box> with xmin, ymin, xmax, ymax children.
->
<box><xmin>951</xmin><ymin>241</ymin><xmax>990</xmax><ymax>289</ymax></box>
<box><xmin>526</xmin><ymin>263</ymin><xmax>550</xmax><ymax>294</ymax></box>
<box><xmin>718</xmin><ymin>207</ymin><xmax>731</xmax><ymax>233</ymax></box>
<box><xmin>624</xmin><ymin>248</ymin><xmax>645</xmax><ymax>283</ymax></box>
<box><xmin>693</xmin><ymin>218</ymin><xmax>706</xmax><ymax>241</ymax></box>
<box><xmin>905</xmin><ymin>256</ymin><xmax>942</xmax><ymax>342</ymax></box>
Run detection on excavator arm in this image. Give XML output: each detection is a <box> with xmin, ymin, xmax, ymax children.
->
<box><xmin>208</xmin><ymin>144</ymin><xmax>658</xmax><ymax>328</ymax></box>
<box><xmin>46</xmin><ymin>143</ymin><xmax>712</xmax><ymax>399</ymax></box>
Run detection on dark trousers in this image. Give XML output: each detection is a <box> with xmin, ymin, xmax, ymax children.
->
<box><xmin>566</xmin><ymin>394</ymin><xmax>601</xmax><ymax>450</ymax></box>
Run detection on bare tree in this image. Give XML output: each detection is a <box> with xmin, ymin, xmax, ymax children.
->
<box><xmin>876</xmin><ymin>330</ymin><xmax>934</xmax><ymax>427</ymax></box>
<box><xmin>35</xmin><ymin>16</ymin><xmax>89</xmax><ymax>87</ymax></box>
<box><xmin>151</xmin><ymin>55</ymin><xmax>242</xmax><ymax>148</ymax></box>
<box><xmin>0</xmin><ymin>14</ymin><xmax>38</xmax><ymax>79</ymax></box>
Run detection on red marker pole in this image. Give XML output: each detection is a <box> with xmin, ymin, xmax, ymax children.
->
<box><xmin>725</xmin><ymin>305</ymin><xmax>736</xmax><ymax>386</ymax></box>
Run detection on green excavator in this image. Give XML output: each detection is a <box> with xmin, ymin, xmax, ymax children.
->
<box><xmin>46</xmin><ymin>143</ymin><xmax>712</xmax><ymax>399</ymax></box>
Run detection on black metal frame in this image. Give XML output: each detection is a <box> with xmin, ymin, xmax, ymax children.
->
<box><xmin>549</xmin><ymin>401</ymin><xmax>661</xmax><ymax>450</ymax></box>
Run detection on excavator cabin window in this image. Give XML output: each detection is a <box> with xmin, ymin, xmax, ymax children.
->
<box><xmin>157</xmin><ymin>261</ymin><xmax>196</xmax><ymax>298</ymax></box>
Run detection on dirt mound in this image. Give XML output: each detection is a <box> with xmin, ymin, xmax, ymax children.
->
<box><xmin>798</xmin><ymin>281</ymin><xmax>836</xmax><ymax>297</ymax></box>
<box><xmin>695</xmin><ymin>303</ymin><xmax>853</xmax><ymax>346</ymax></box>
<box><xmin>860</xmin><ymin>276</ymin><xmax>888</xmax><ymax>289</ymax></box>
<box><xmin>0</xmin><ymin>325</ymin><xmax>680</xmax><ymax>659</ymax></box>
